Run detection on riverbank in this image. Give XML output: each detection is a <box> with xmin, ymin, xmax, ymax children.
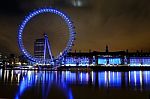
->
<box><xmin>59</xmin><ymin>66</ymin><xmax>150</xmax><ymax>71</ymax></box>
<box><xmin>1</xmin><ymin>66</ymin><xmax>150</xmax><ymax>71</ymax></box>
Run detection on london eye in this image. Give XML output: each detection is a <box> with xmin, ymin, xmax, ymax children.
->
<box><xmin>18</xmin><ymin>8</ymin><xmax>76</xmax><ymax>65</ymax></box>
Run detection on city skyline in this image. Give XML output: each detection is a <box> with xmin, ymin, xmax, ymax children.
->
<box><xmin>0</xmin><ymin>0</ymin><xmax>150</xmax><ymax>55</ymax></box>
<box><xmin>0</xmin><ymin>1</ymin><xmax>150</xmax><ymax>99</ymax></box>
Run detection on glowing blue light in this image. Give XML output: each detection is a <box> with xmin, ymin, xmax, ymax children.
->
<box><xmin>18</xmin><ymin>8</ymin><xmax>76</xmax><ymax>64</ymax></box>
<box><xmin>130</xmin><ymin>57</ymin><xmax>142</xmax><ymax>66</ymax></box>
<box><xmin>142</xmin><ymin>57</ymin><xmax>150</xmax><ymax>66</ymax></box>
<box><xmin>98</xmin><ymin>72</ymin><xmax>107</xmax><ymax>87</ymax></box>
<box><xmin>98</xmin><ymin>58</ymin><xmax>107</xmax><ymax>65</ymax></box>
<box><xmin>64</xmin><ymin>57</ymin><xmax>90</xmax><ymax>66</ymax></box>
<box><xmin>98</xmin><ymin>71</ymin><xmax>121</xmax><ymax>87</ymax></box>
<box><xmin>129</xmin><ymin>57</ymin><xmax>150</xmax><ymax>66</ymax></box>
<box><xmin>129</xmin><ymin>71</ymin><xmax>142</xmax><ymax>88</ymax></box>
<box><xmin>63</xmin><ymin>71</ymin><xmax>76</xmax><ymax>84</ymax></box>
<box><xmin>15</xmin><ymin>71</ymin><xmax>74</xmax><ymax>99</ymax></box>
<box><xmin>78</xmin><ymin>72</ymin><xmax>88</xmax><ymax>84</ymax></box>
<box><xmin>0</xmin><ymin>69</ymin><xmax>2</xmax><ymax>79</ymax></box>
<box><xmin>109</xmin><ymin>72</ymin><xmax>121</xmax><ymax>87</ymax></box>
<box><xmin>143</xmin><ymin>71</ymin><xmax>150</xmax><ymax>85</ymax></box>
<box><xmin>109</xmin><ymin>58</ymin><xmax>121</xmax><ymax>65</ymax></box>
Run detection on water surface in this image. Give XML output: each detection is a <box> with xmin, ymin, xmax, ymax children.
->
<box><xmin>0</xmin><ymin>69</ymin><xmax>150</xmax><ymax>99</ymax></box>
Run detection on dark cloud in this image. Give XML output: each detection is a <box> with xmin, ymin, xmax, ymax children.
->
<box><xmin>0</xmin><ymin>0</ymin><xmax>21</xmax><ymax>14</ymax></box>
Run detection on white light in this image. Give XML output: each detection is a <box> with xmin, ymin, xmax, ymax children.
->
<box><xmin>134</xmin><ymin>71</ymin><xmax>137</xmax><ymax>86</ymax></box>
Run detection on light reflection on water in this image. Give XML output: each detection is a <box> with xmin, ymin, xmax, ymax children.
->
<box><xmin>0</xmin><ymin>69</ymin><xmax>150</xmax><ymax>98</ymax></box>
<box><xmin>98</xmin><ymin>71</ymin><xmax>121</xmax><ymax>88</ymax></box>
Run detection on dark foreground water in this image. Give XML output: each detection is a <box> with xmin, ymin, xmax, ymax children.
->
<box><xmin>0</xmin><ymin>69</ymin><xmax>150</xmax><ymax>99</ymax></box>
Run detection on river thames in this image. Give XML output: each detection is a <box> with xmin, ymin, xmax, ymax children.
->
<box><xmin>0</xmin><ymin>69</ymin><xmax>150</xmax><ymax>99</ymax></box>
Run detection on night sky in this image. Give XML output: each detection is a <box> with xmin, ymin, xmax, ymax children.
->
<box><xmin>0</xmin><ymin>0</ymin><xmax>150</xmax><ymax>56</ymax></box>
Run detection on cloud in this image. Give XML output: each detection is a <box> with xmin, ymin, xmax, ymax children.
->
<box><xmin>0</xmin><ymin>0</ymin><xmax>150</xmax><ymax>56</ymax></box>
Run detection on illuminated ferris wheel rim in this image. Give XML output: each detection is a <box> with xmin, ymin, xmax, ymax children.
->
<box><xmin>18</xmin><ymin>8</ymin><xmax>76</xmax><ymax>63</ymax></box>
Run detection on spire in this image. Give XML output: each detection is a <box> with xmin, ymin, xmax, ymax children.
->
<box><xmin>106</xmin><ymin>45</ymin><xmax>109</xmax><ymax>53</ymax></box>
<box><xmin>43</xmin><ymin>33</ymin><xmax>48</xmax><ymax>38</ymax></box>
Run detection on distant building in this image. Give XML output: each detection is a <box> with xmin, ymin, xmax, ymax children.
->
<box><xmin>0</xmin><ymin>53</ymin><xmax>9</xmax><ymax>67</ymax></box>
<box><xmin>34</xmin><ymin>38</ymin><xmax>45</xmax><ymax>58</ymax></box>
<box><xmin>34</xmin><ymin>34</ymin><xmax>53</xmax><ymax>61</ymax></box>
<box><xmin>63</xmin><ymin>49</ymin><xmax>150</xmax><ymax>66</ymax></box>
<box><xmin>18</xmin><ymin>55</ymin><xmax>28</xmax><ymax>66</ymax></box>
<box><xmin>33</xmin><ymin>40</ymin><xmax>150</xmax><ymax>66</ymax></box>
<box><xmin>106</xmin><ymin>45</ymin><xmax>109</xmax><ymax>53</ymax></box>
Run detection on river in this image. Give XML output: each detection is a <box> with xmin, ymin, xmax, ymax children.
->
<box><xmin>0</xmin><ymin>69</ymin><xmax>150</xmax><ymax>99</ymax></box>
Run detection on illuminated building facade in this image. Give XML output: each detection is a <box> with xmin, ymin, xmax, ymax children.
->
<box><xmin>97</xmin><ymin>51</ymin><xmax>125</xmax><ymax>66</ymax></box>
<box><xmin>63</xmin><ymin>52</ymin><xmax>96</xmax><ymax>66</ymax></box>
<box><xmin>64</xmin><ymin>51</ymin><xmax>150</xmax><ymax>66</ymax></box>
<box><xmin>33</xmin><ymin>37</ymin><xmax>150</xmax><ymax>66</ymax></box>
<box><xmin>63</xmin><ymin>57</ymin><xmax>90</xmax><ymax>66</ymax></box>
<box><xmin>130</xmin><ymin>57</ymin><xmax>150</xmax><ymax>66</ymax></box>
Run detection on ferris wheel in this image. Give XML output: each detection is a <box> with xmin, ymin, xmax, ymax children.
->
<box><xmin>18</xmin><ymin>8</ymin><xmax>76</xmax><ymax>65</ymax></box>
